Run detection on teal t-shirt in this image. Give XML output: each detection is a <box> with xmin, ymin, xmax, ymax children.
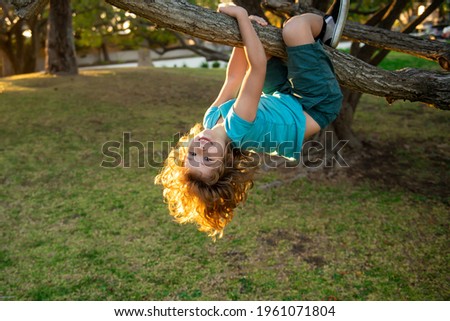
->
<box><xmin>203</xmin><ymin>92</ymin><xmax>306</xmax><ymax>160</ymax></box>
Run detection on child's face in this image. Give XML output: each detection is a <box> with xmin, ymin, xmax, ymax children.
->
<box><xmin>185</xmin><ymin>129</ymin><xmax>227</xmax><ymax>181</ymax></box>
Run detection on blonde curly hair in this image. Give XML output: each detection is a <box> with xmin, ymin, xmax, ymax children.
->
<box><xmin>155</xmin><ymin>123</ymin><xmax>258</xmax><ymax>239</ymax></box>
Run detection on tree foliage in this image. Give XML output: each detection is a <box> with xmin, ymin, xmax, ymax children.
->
<box><xmin>72</xmin><ymin>0</ymin><xmax>179</xmax><ymax>54</ymax></box>
<box><xmin>71</xmin><ymin>0</ymin><xmax>223</xmax><ymax>53</ymax></box>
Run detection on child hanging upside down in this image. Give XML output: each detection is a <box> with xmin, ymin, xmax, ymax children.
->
<box><xmin>155</xmin><ymin>0</ymin><xmax>349</xmax><ymax>238</ymax></box>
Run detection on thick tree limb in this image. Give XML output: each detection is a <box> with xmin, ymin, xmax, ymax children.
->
<box><xmin>343</xmin><ymin>23</ymin><xmax>450</xmax><ymax>71</ymax></box>
<box><xmin>263</xmin><ymin>0</ymin><xmax>450</xmax><ymax>71</ymax></box>
<box><xmin>104</xmin><ymin>0</ymin><xmax>449</xmax><ymax>109</ymax></box>
<box><xmin>10</xmin><ymin>0</ymin><xmax>48</xmax><ymax>19</ymax></box>
<box><xmin>329</xmin><ymin>49</ymin><xmax>449</xmax><ymax>109</ymax></box>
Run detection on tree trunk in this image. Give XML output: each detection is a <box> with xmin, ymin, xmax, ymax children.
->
<box><xmin>331</xmin><ymin>90</ymin><xmax>364</xmax><ymax>150</ymax></box>
<box><xmin>101</xmin><ymin>41</ymin><xmax>111</xmax><ymax>62</ymax></box>
<box><xmin>23</xmin><ymin>15</ymin><xmax>39</xmax><ymax>73</ymax></box>
<box><xmin>45</xmin><ymin>0</ymin><xmax>78</xmax><ymax>75</ymax></box>
<box><xmin>324</xmin><ymin>0</ymin><xmax>438</xmax><ymax>150</ymax></box>
<box><xmin>1</xmin><ymin>49</ymin><xmax>15</xmax><ymax>77</ymax></box>
<box><xmin>0</xmin><ymin>20</ymin><xmax>38</xmax><ymax>75</ymax></box>
<box><xmin>1</xmin><ymin>0</ymin><xmax>47</xmax><ymax>76</ymax></box>
<box><xmin>329</xmin><ymin>0</ymin><xmax>410</xmax><ymax>149</ymax></box>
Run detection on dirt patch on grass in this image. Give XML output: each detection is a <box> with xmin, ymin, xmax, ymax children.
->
<box><xmin>258</xmin><ymin>228</ymin><xmax>328</xmax><ymax>269</ymax></box>
<box><xmin>341</xmin><ymin>140</ymin><xmax>449</xmax><ymax>203</ymax></box>
<box><xmin>258</xmin><ymin>136</ymin><xmax>450</xmax><ymax>204</ymax></box>
<box><xmin>296</xmin><ymin>137</ymin><xmax>450</xmax><ymax>206</ymax></box>
<box><xmin>259</xmin><ymin>138</ymin><xmax>449</xmax><ymax>204</ymax></box>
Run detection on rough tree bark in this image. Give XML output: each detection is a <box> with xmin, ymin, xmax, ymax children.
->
<box><xmin>45</xmin><ymin>0</ymin><xmax>78</xmax><ymax>75</ymax></box>
<box><xmin>10</xmin><ymin>0</ymin><xmax>48</xmax><ymax>19</ymax></box>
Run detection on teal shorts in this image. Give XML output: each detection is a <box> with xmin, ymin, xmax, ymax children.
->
<box><xmin>263</xmin><ymin>41</ymin><xmax>343</xmax><ymax>129</ymax></box>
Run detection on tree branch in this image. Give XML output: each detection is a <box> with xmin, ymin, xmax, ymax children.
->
<box><xmin>104</xmin><ymin>0</ymin><xmax>449</xmax><ymax>110</ymax></box>
<box><xmin>171</xmin><ymin>32</ymin><xmax>229</xmax><ymax>61</ymax></box>
<box><xmin>329</xmin><ymin>49</ymin><xmax>450</xmax><ymax>109</ymax></box>
<box><xmin>10</xmin><ymin>0</ymin><xmax>48</xmax><ymax>19</ymax></box>
<box><xmin>263</xmin><ymin>0</ymin><xmax>450</xmax><ymax>70</ymax></box>
<box><xmin>370</xmin><ymin>0</ymin><xmax>445</xmax><ymax>67</ymax></box>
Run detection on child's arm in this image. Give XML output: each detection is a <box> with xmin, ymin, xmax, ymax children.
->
<box><xmin>210</xmin><ymin>47</ymin><xmax>248</xmax><ymax>108</ymax></box>
<box><xmin>218</xmin><ymin>4</ymin><xmax>267</xmax><ymax>122</ymax></box>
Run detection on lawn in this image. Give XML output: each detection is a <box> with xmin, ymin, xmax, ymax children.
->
<box><xmin>0</xmin><ymin>62</ymin><xmax>448</xmax><ymax>300</ymax></box>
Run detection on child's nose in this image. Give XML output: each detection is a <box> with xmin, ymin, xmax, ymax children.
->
<box><xmin>199</xmin><ymin>139</ymin><xmax>209</xmax><ymax>148</ymax></box>
<box><xmin>194</xmin><ymin>145</ymin><xmax>204</xmax><ymax>157</ymax></box>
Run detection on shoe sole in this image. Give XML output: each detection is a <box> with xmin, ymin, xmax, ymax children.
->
<box><xmin>330</xmin><ymin>0</ymin><xmax>349</xmax><ymax>48</ymax></box>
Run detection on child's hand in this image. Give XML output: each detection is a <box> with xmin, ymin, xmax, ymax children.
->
<box><xmin>218</xmin><ymin>3</ymin><xmax>248</xmax><ymax>19</ymax></box>
<box><xmin>248</xmin><ymin>15</ymin><xmax>268</xmax><ymax>27</ymax></box>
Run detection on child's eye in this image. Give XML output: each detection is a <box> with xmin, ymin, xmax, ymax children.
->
<box><xmin>203</xmin><ymin>156</ymin><xmax>211</xmax><ymax>162</ymax></box>
<box><xmin>189</xmin><ymin>152</ymin><xmax>197</xmax><ymax>157</ymax></box>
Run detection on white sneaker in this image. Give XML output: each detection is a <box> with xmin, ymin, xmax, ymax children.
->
<box><xmin>322</xmin><ymin>0</ymin><xmax>350</xmax><ymax>48</ymax></box>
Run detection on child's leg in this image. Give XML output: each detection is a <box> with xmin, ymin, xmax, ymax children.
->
<box><xmin>282</xmin><ymin>14</ymin><xmax>325</xmax><ymax>136</ymax></box>
<box><xmin>264</xmin><ymin>14</ymin><xmax>323</xmax><ymax>97</ymax></box>
<box><xmin>282</xmin><ymin>13</ymin><xmax>323</xmax><ymax>47</ymax></box>
<box><xmin>263</xmin><ymin>57</ymin><xmax>288</xmax><ymax>95</ymax></box>
<box><xmin>282</xmin><ymin>14</ymin><xmax>344</xmax><ymax>133</ymax></box>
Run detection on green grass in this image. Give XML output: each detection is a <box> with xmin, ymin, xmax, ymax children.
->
<box><xmin>378</xmin><ymin>51</ymin><xmax>441</xmax><ymax>71</ymax></box>
<box><xmin>338</xmin><ymin>49</ymin><xmax>441</xmax><ymax>71</ymax></box>
<box><xmin>0</xmin><ymin>63</ymin><xmax>449</xmax><ymax>300</ymax></box>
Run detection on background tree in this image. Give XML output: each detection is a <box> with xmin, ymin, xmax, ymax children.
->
<box><xmin>338</xmin><ymin>0</ymin><xmax>447</xmax><ymax>149</ymax></box>
<box><xmin>0</xmin><ymin>0</ymin><xmax>46</xmax><ymax>76</ymax></box>
<box><xmin>140</xmin><ymin>0</ymin><xmax>230</xmax><ymax>62</ymax></box>
<box><xmin>71</xmin><ymin>0</ymin><xmax>227</xmax><ymax>64</ymax></box>
<box><xmin>72</xmin><ymin>0</ymin><xmax>139</xmax><ymax>63</ymax></box>
<box><xmin>45</xmin><ymin>0</ymin><xmax>77</xmax><ymax>75</ymax></box>
<box><xmin>9</xmin><ymin>0</ymin><xmax>226</xmax><ymax>73</ymax></box>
